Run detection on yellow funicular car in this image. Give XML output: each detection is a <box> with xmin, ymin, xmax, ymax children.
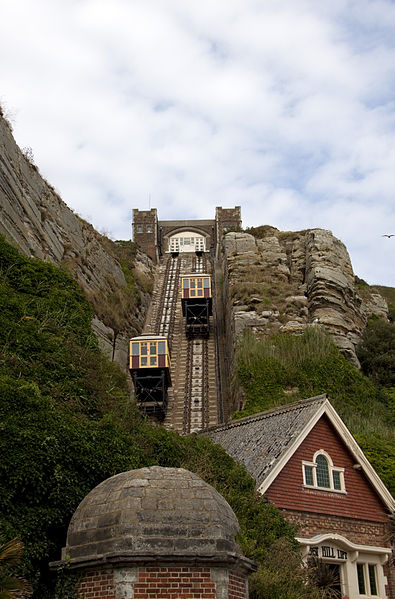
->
<box><xmin>181</xmin><ymin>274</ymin><xmax>212</xmax><ymax>338</ymax></box>
<box><xmin>129</xmin><ymin>335</ymin><xmax>171</xmax><ymax>420</ymax></box>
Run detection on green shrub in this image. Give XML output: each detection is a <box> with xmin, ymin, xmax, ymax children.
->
<box><xmin>357</xmin><ymin>317</ymin><xmax>395</xmax><ymax>387</ymax></box>
<box><xmin>249</xmin><ymin>538</ymin><xmax>325</xmax><ymax>599</ymax></box>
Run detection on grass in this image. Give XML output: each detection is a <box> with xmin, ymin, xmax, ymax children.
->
<box><xmin>72</xmin><ymin>237</ymin><xmax>154</xmax><ymax>335</ymax></box>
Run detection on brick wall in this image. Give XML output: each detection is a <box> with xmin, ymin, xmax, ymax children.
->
<box><xmin>384</xmin><ymin>561</ymin><xmax>395</xmax><ymax>599</ymax></box>
<box><xmin>132</xmin><ymin>208</ymin><xmax>158</xmax><ymax>262</ymax></box>
<box><xmin>228</xmin><ymin>570</ymin><xmax>248</xmax><ymax>599</ymax></box>
<box><xmin>133</xmin><ymin>567</ymin><xmax>216</xmax><ymax>598</ymax></box>
<box><xmin>283</xmin><ymin>509</ymin><xmax>390</xmax><ymax>547</ymax></box>
<box><xmin>78</xmin><ymin>569</ymin><xmax>115</xmax><ymax>599</ymax></box>
<box><xmin>76</xmin><ymin>565</ymin><xmax>249</xmax><ymax>599</ymax></box>
<box><xmin>215</xmin><ymin>207</ymin><xmax>241</xmax><ymax>237</ymax></box>
<box><xmin>266</xmin><ymin>415</ymin><xmax>389</xmax><ymax>523</ymax></box>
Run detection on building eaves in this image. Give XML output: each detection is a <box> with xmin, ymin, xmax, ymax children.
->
<box><xmin>202</xmin><ymin>395</ymin><xmax>328</xmax><ymax>489</ymax></box>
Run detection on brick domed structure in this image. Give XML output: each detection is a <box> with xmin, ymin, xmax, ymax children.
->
<box><xmin>53</xmin><ymin>467</ymin><xmax>255</xmax><ymax>598</ymax></box>
<box><xmin>64</xmin><ymin>466</ymin><xmax>241</xmax><ymax>563</ymax></box>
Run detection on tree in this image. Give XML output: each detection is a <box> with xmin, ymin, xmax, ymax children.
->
<box><xmin>357</xmin><ymin>317</ymin><xmax>395</xmax><ymax>388</ymax></box>
<box><xmin>0</xmin><ymin>538</ymin><xmax>31</xmax><ymax>599</ymax></box>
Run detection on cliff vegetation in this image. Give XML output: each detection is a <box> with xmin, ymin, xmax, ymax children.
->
<box><xmin>224</xmin><ymin>229</ymin><xmax>388</xmax><ymax>368</ymax></box>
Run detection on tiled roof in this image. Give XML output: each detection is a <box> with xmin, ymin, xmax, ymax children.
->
<box><xmin>203</xmin><ymin>395</ymin><xmax>328</xmax><ymax>489</ymax></box>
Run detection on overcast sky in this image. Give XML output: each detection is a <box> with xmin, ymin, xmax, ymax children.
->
<box><xmin>1</xmin><ymin>0</ymin><xmax>394</xmax><ymax>285</ymax></box>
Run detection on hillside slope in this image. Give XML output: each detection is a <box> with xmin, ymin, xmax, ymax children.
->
<box><xmin>0</xmin><ymin>111</ymin><xmax>152</xmax><ymax>368</ymax></box>
<box><xmin>0</xmin><ymin>236</ymin><xmax>301</xmax><ymax>598</ymax></box>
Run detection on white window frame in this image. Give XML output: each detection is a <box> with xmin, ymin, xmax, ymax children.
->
<box><xmin>168</xmin><ymin>232</ymin><xmax>206</xmax><ymax>253</ymax></box>
<box><xmin>302</xmin><ymin>450</ymin><xmax>346</xmax><ymax>493</ymax></box>
<box><xmin>298</xmin><ymin>535</ymin><xmax>390</xmax><ymax>599</ymax></box>
<box><xmin>356</xmin><ymin>562</ymin><xmax>380</xmax><ymax>597</ymax></box>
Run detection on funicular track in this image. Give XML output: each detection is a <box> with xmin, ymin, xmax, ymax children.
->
<box><xmin>155</xmin><ymin>256</ymin><xmax>180</xmax><ymax>346</ymax></box>
<box><xmin>182</xmin><ymin>336</ymin><xmax>210</xmax><ymax>434</ymax></box>
<box><xmin>208</xmin><ymin>252</ymin><xmax>224</xmax><ymax>424</ymax></box>
<box><xmin>181</xmin><ymin>254</ymin><xmax>212</xmax><ymax>433</ymax></box>
<box><xmin>192</xmin><ymin>254</ymin><xmax>207</xmax><ymax>273</ymax></box>
<box><xmin>141</xmin><ymin>251</ymin><xmax>222</xmax><ymax>433</ymax></box>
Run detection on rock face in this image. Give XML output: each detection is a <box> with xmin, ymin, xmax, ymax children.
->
<box><xmin>0</xmin><ymin>113</ymin><xmax>152</xmax><ymax>368</ymax></box>
<box><xmin>223</xmin><ymin>229</ymin><xmax>388</xmax><ymax>367</ymax></box>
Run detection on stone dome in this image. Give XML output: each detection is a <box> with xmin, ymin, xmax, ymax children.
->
<box><xmin>63</xmin><ymin>466</ymin><xmax>241</xmax><ymax>565</ymax></box>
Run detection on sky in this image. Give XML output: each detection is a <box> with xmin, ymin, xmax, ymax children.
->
<box><xmin>0</xmin><ymin>0</ymin><xmax>394</xmax><ymax>285</ymax></box>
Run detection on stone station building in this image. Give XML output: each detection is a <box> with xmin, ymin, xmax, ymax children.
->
<box><xmin>132</xmin><ymin>207</ymin><xmax>242</xmax><ymax>263</ymax></box>
<box><xmin>51</xmin><ymin>466</ymin><xmax>256</xmax><ymax>598</ymax></box>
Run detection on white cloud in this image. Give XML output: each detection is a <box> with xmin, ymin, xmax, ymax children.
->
<box><xmin>0</xmin><ymin>0</ymin><xmax>394</xmax><ymax>284</ymax></box>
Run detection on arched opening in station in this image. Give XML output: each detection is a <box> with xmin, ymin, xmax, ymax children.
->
<box><xmin>168</xmin><ymin>231</ymin><xmax>206</xmax><ymax>253</ymax></box>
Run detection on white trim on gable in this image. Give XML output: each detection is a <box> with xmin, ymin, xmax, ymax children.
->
<box><xmin>257</xmin><ymin>399</ymin><xmax>395</xmax><ymax>511</ymax></box>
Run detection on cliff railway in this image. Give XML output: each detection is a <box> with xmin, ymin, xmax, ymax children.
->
<box><xmin>138</xmin><ymin>252</ymin><xmax>220</xmax><ymax>433</ymax></box>
<box><xmin>129</xmin><ymin>207</ymin><xmax>241</xmax><ymax>433</ymax></box>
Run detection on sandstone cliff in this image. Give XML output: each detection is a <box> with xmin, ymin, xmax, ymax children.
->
<box><xmin>223</xmin><ymin>228</ymin><xmax>388</xmax><ymax>367</ymax></box>
<box><xmin>0</xmin><ymin>112</ymin><xmax>153</xmax><ymax>368</ymax></box>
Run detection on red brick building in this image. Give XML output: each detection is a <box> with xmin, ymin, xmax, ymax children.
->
<box><xmin>205</xmin><ymin>395</ymin><xmax>394</xmax><ymax>599</ymax></box>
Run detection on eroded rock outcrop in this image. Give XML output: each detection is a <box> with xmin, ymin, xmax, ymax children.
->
<box><xmin>0</xmin><ymin>113</ymin><xmax>152</xmax><ymax>368</ymax></box>
<box><xmin>224</xmin><ymin>229</ymin><xmax>388</xmax><ymax>367</ymax></box>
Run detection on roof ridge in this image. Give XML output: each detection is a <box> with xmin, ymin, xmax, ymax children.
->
<box><xmin>202</xmin><ymin>394</ymin><xmax>328</xmax><ymax>433</ymax></box>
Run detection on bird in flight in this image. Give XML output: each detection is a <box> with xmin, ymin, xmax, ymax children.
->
<box><xmin>382</xmin><ymin>234</ymin><xmax>394</xmax><ymax>238</ymax></box>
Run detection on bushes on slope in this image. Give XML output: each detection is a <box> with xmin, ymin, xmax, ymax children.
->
<box><xmin>357</xmin><ymin>316</ymin><xmax>395</xmax><ymax>389</ymax></box>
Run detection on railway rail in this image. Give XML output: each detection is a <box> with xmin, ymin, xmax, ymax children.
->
<box><xmin>192</xmin><ymin>254</ymin><xmax>207</xmax><ymax>273</ymax></box>
<box><xmin>155</xmin><ymin>256</ymin><xmax>180</xmax><ymax>346</ymax></box>
<box><xmin>183</xmin><ymin>337</ymin><xmax>210</xmax><ymax>434</ymax></box>
<box><xmin>138</xmin><ymin>251</ymin><xmax>222</xmax><ymax>433</ymax></box>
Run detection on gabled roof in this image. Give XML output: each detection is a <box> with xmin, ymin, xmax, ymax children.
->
<box><xmin>203</xmin><ymin>395</ymin><xmax>394</xmax><ymax>511</ymax></box>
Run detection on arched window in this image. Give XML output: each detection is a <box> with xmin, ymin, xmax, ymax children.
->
<box><xmin>302</xmin><ymin>451</ymin><xmax>345</xmax><ymax>492</ymax></box>
<box><xmin>316</xmin><ymin>455</ymin><xmax>330</xmax><ymax>488</ymax></box>
<box><xmin>168</xmin><ymin>232</ymin><xmax>206</xmax><ymax>253</ymax></box>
